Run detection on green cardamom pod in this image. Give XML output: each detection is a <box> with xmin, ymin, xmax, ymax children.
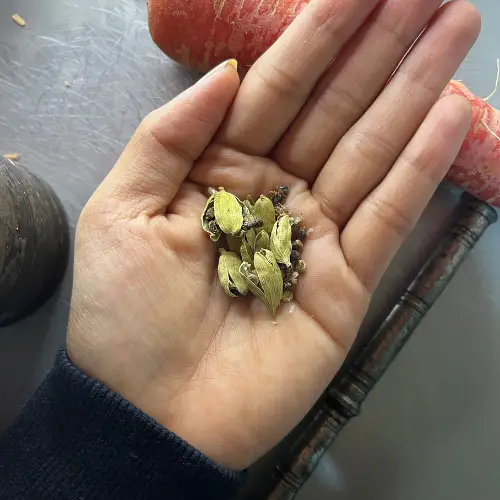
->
<box><xmin>240</xmin><ymin>260</ymin><xmax>281</xmax><ymax>315</ymax></box>
<box><xmin>270</xmin><ymin>215</ymin><xmax>292</xmax><ymax>266</ymax></box>
<box><xmin>243</xmin><ymin>228</ymin><xmax>256</xmax><ymax>249</ymax></box>
<box><xmin>226</xmin><ymin>234</ymin><xmax>242</xmax><ymax>253</ymax></box>
<box><xmin>239</xmin><ymin>262</ymin><xmax>268</xmax><ymax>305</ymax></box>
<box><xmin>255</xmin><ymin>230</ymin><xmax>270</xmax><ymax>252</ymax></box>
<box><xmin>214</xmin><ymin>189</ymin><xmax>244</xmax><ymax>235</ymax></box>
<box><xmin>243</xmin><ymin>199</ymin><xmax>254</xmax><ymax>213</ymax></box>
<box><xmin>254</xmin><ymin>249</ymin><xmax>283</xmax><ymax>315</ymax></box>
<box><xmin>240</xmin><ymin>239</ymin><xmax>253</xmax><ymax>264</ymax></box>
<box><xmin>218</xmin><ymin>249</ymin><xmax>248</xmax><ymax>297</ymax></box>
<box><xmin>201</xmin><ymin>194</ymin><xmax>221</xmax><ymax>241</ymax></box>
<box><xmin>253</xmin><ymin>195</ymin><xmax>276</xmax><ymax>234</ymax></box>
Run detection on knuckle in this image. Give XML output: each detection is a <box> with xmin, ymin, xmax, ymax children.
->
<box><xmin>345</xmin><ymin>128</ymin><xmax>398</xmax><ymax>167</ymax></box>
<box><xmin>374</xmin><ymin>1</ymin><xmax>424</xmax><ymax>50</ymax></box>
<box><xmin>365</xmin><ymin>195</ymin><xmax>415</xmax><ymax>238</ymax></box>
<box><xmin>140</xmin><ymin>110</ymin><xmax>194</xmax><ymax>166</ymax></box>
<box><xmin>402</xmin><ymin>151</ymin><xmax>435</xmax><ymax>179</ymax></box>
<box><xmin>337</xmin><ymin>129</ymin><xmax>399</xmax><ymax>194</ymax></box>
<box><xmin>319</xmin><ymin>81</ymin><xmax>366</xmax><ymax>121</ymax></box>
<box><xmin>253</xmin><ymin>60</ymin><xmax>307</xmax><ymax>101</ymax></box>
<box><xmin>315</xmin><ymin>192</ymin><xmax>349</xmax><ymax>227</ymax></box>
<box><xmin>400</xmin><ymin>59</ymin><xmax>435</xmax><ymax>96</ymax></box>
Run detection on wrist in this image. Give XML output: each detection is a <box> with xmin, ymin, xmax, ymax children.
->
<box><xmin>142</xmin><ymin>393</ymin><xmax>262</xmax><ymax>471</ymax></box>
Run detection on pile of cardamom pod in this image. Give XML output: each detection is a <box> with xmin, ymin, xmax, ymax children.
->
<box><xmin>201</xmin><ymin>186</ymin><xmax>308</xmax><ymax>315</ymax></box>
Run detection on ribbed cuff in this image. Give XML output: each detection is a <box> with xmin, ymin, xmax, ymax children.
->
<box><xmin>0</xmin><ymin>349</ymin><xmax>244</xmax><ymax>500</ymax></box>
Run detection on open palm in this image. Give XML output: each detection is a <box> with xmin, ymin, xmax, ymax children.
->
<box><xmin>68</xmin><ymin>0</ymin><xmax>478</xmax><ymax>471</ymax></box>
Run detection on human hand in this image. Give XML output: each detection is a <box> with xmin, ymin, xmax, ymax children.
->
<box><xmin>67</xmin><ymin>0</ymin><xmax>479</xmax><ymax>470</ymax></box>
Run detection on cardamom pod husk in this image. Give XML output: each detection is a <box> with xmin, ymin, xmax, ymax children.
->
<box><xmin>253</xmin><ymin>195</ymin><xmax>276</xmax><ymax>234</ymax></box>
<box><xmin>214</xmin><ymin>188</ymin><xmax>244</xmax><ymax>236</ymax></box>
<box><xmin>226</xmin><ymin>234</ymin><xmax>242</xmax><ymax>253</ymax></box>
<box><xmin>240</xmin><ymin>239</ymin><xmax>253</xmax><ymax>264</ymax></box>
<box><xmin>270</xmin><ymin>215</ymin><xmax>292</xmax><ymax>267</ymax></box>
<box><xmin>201</xmin><ymin>194</ymin><xmax>221</xmax><ymax>241</ymax></box>
<box><xmin>218</xmin><ymin>249</ymin><xmax>248</xmax><ymax>297</ymax></box>
<box><xmin>296</xmin><ymin>260</ymin><xmax>307</xmax><ymax>273</ymax></box>
<box><xmin>254</xmin><ymin>249</ymin><xmax>283</xmax><ymax>315</ymax></box>
<box><xmin>255</xmin><ymin>230</ymin><xmax>270</xmax><ymax>252</ymax></box>
<box><xmin>239</xmin><ymin>262</ymin><xmax>268</xmax><ymax>304</ymax></box>
<box><xmin>243</xmin><ymin>228</ymin><xmax>256</xmax><ymax>249</ymax></box>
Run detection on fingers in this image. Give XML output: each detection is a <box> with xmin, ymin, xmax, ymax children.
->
<box><xmin>189</xmin><ymin>145</ymin><xmax>299</xmax><ymax>201</ymax></box>
<box><xmin>216</xmin><ymin>0</ymin><xmax>380</xmax><ymax>156</ymax></box>
<box><xmin>341</xmin><ymin>94</ymin><xmax>472</xmax><ymax>292</ymax></box>
<box><xmin>91</xmin><ymin>61</ymin><xmax>240</xmax><ymax>218</ymax></box>
<box><xmin>273</xmin><ymin>0</ymin><xmax>443</xmax><ymax>181</ymax></box>
<box><xmin>313</xmin><ymin>0</ymin><xmax>480</xmax><ymax>227</ymax></box>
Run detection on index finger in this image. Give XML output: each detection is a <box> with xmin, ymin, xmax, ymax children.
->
<box><xmin>89</xmin><ymin>62</ymin><xmax>240</xmax><ymax>219</ymax></box>
<box><xmin>216</xmin><ymin>0</ymin><xmax>380</xmax><ymax>156</ymax></box>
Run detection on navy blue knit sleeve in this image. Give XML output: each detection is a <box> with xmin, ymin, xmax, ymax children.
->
<box><xmin>0</xmin><ymin>349</ymin><xmax>244</xmax><ymax>500</ymax></box>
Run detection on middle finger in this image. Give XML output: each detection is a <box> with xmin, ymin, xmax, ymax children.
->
<box><xmin>273</xmin><ymin>0</ymin><xmax>443</xmax><ymax>181</ymax></box>
<box><xmin>216</xmin><ymin>0</ymin><xmax>380</xmax><ymax>156</ymax></box>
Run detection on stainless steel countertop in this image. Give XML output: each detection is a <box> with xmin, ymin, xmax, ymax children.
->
<box><xmin>1</xmin><ymin>1</ymin><xmax>499</xmax><ymax>499</ymax></box>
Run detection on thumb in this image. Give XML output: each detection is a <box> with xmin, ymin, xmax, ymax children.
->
<box><xmin>93</xmin><ymin>60</ymin><xmax>240</xmax><ymax>217</ymax></box>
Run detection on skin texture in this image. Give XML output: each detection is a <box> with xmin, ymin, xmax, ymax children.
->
<box><xmin>443</xmin><ymin>81</ymin><xmax>500</xmax><ymax>207</ymax></box>
<box><xmin>68</xmin><ymin>0</ymin><xmax>479</xmax><ymax>471</ymax></box>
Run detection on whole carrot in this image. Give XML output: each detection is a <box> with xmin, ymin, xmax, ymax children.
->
<box><xmin>443</xmin><ymin>81</ymin><xmax>500</xmax><ymax>207</ymax></box>
<box><xmin>148</xmin><ymin>0</ymin><xmax>309</xmax><ymax>72</ymax></box>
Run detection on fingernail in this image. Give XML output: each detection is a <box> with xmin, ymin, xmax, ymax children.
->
<box><xmin>200</xmin><ymin>59</ymin><xmax>238</xmax><ymax>83</ymax></box>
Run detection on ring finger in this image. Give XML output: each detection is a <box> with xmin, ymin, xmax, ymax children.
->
<box><xmin>312</xmin><ymin>0</ymin><xmax>480</xmax><ymax>228</ymax></box>
<box><xmin>341</xmin><ymin>94</ymin><xmax>472</xmax><ymax>292</ymax></box>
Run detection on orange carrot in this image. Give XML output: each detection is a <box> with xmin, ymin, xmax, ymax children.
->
<box><xmin>148</xmin><ymin>0</ymin><xmax>309</xmax><ymax>72</ymax></box>
<box><xmin>443</xmin><ymin>81</ymin><xmax>500</xmax><ymax>207</ymax></box>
